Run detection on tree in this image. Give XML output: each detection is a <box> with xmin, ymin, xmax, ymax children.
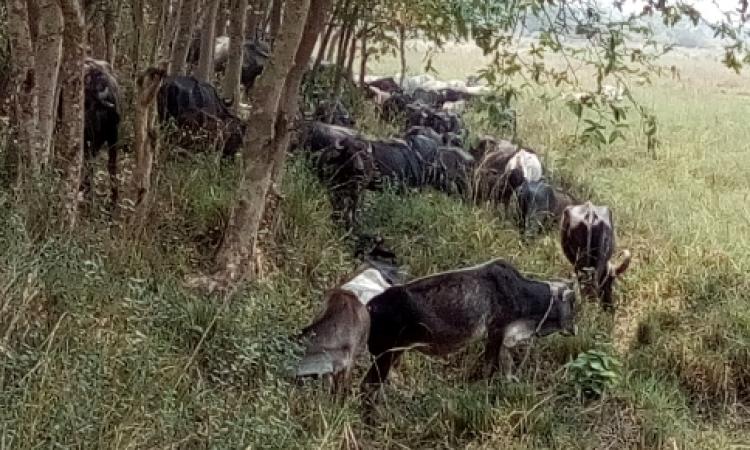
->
<box><xmin>32</xmin><ymin>0</ymin><xmax>63</xmax><ymax>169</ymax></box>
<box><xmin>196</xmin><ymin>0</ymin><xmax>221</xmax><ymax>81</ymax></box>
<box><xmin>56</xmin><ymin>0</ymin><xmax>86</xmax><ymax>228</ymax></box>
<box><xmin>223</xmin><ymin>0</ymin><xmax>248</xmax><ymax>108</ymax></box>
<box><xmin>8</xmin><ymin>0</ymin><xmax>40</xmax><ymax>182</ymax></box>
<box><xmin>210</xmin><ymin>0</ymin><xmax>320</xmax><ymax>287</ymax></box>
<box><xmin>169</xmin><ymin>0</ymin><xmax>198</xmax><ymax>75</ymax></box>
<box><xmin>131</xmin><ymin>67</ymin><xmax>166</xmax><ymax>227</ymax></box>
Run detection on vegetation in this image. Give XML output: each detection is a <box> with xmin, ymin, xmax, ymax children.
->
<box><xmin>1</xmin><ymin>0</ymin><xmax>749</xmax><ymax>448</ymax></box>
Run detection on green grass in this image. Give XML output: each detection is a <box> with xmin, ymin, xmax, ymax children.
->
<box><xmin>2</xmin><ymin>46</ymin><xmax>750</xmax><ymax>448</ymax></box>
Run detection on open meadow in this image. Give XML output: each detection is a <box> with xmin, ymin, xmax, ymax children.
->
<box><xmin>1</xmin><ymin>40</ymin><xmax>749</xmax><ymax>449</ymax></box>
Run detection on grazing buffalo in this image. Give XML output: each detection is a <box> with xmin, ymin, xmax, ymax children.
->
<box><xmin>295</xmin><ymin>241</ymin><xmax>402</xmax><ymax>392</ymax></box>
<box><xmin>560</xmin><ymin>202</ymin><xmax>632</xmax><ymax>308</ymax></box>
<box><xmin>369</xmin><ymin>138</ymin><xmax>429</xmax><ymax>191</ymax></box>
<box><xmin>82</xmin><ymin>58</ymin><xmax>121</xmax><ymax>204</ymax></box>
<box><xmin>298</xmin><ymin>121</ymin><xmax>359</xmax><ymax>154</ymax></box>
<box><xmin>295</xmin><ymin>289</ymin><xmax>370</xmax><ymax>392</ymax></box>
<box><xmin>367</xmin><ymin>77</ymin><xmax>401</xmax><ymax>94</ymax></box>
<box><xmin>363</xmin><ymin>259</ymin><xmax>577</xmax><ymax>393</ymax></box>
<box><xmin>157</xmin><ymin>75</ymin><xmax>246</xmax><ymax>157</ymax></box>
<box><xmin>317</xmin><ymin>136</ymin><xmax>375</xmax><ymax>228</ymax></box>
<box><xmin>434</xmin><ymin>146</ymin><xmax>474</xmax><ymax>196</ymax></box>
<box><xmin>381</xmin><ymin>92</ymin><xmax>414</xmax><ymax>121</ymax></box>
<box><xmin>313</xmin><ymin>100</ymin><xmax>355</xmax><ymax>127</ymax></box>
<box><xmin>515</xmin><ymin>180</ymin><xmax>577</xmax><ymax>236</ymax></box>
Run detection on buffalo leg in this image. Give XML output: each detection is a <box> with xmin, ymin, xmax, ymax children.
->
<box><xmin>472</xmin><ymin>325</ymin><xmax>506</xmax><ymax>381</ymax></box>
<box><xmin>107</xmin><ymin>144</ymin><xmax>119</xmax><ymax>209</ymax></box>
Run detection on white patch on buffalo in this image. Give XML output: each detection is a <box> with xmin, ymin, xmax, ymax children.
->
<box><xmin>564</xmin><ymin>202</ymin><xmax>612</xmax><ymax>231</ymax></box>
<box><xmin>341</xmin><ymin>268</ymin><xmax>392</xmax><ymax>305</ymax></box>
<box><xmin>506</xmin><ymin>149</ymin><xmax>543</xmax><ymax>182</ymax></box>
<box><xmin>442</xmin><ymin>100</ymin><xmax>466</xmax><ymax>113</ymax></box>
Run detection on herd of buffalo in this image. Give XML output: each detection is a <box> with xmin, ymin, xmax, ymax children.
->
<box><xmin>78</xmin><ymin>46</ymin><xmax>632</xmax><ymax>406</ymax></box>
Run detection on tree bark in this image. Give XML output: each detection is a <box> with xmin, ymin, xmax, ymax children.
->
<box><xmin>103</xmin><ymin>0</ymin><xmax>120</xmax><ymax>63</ymax></box>
<box><xmin>131</xmin><ymin>0</ymin><xmax>144</xmax><ymax>75</ymax></box>
<box><xmin>345</xmin><ymin>14</ymin><xmax>358</xmax><ymax>81</ymax></box>
<box><xmin>8</xmin><ymin>0</ymin><xmax>41</xmax><ymax>181</ymax></box>
<box><xmin>56</xmin><ymin>0</ymin><xmax>86</xmax><ymax>229</ymax></box>
<box><xmin>169</xmin><ymin>0</ymin><xmax>198</xmax><ymax>75</ymax></box>
<box><xmin>215</xmin><ymin>0</ymin><xmax>229</xmax><ymax>36</ymax></box>
<box><xmin>358</xmin><ymin>21</ymin><xmax>367</xmax><ymax>86</ymax></box>
<box><xmin>132</xmin><ymin>68</ymin><xmax>166</xmax><ymax>227</ymax></box>
<box><xmin>325</xmin><ymin>26</ymin><xmax>339</xmax><ymax>62</ymax></box>
<box><xmin>313</xmin><ymin>15</ymin><xmax>334</xmax><ymax>68</ymax></box>
<box><xmin>246</xmin><ymin>0</ymin><xmax>268</xmax><ymax>40</ymax></box>
<box><xmin>155</xmin><ymin>0</ymin><xmax>178</xmax><ymax>65</ymax></box>
<box><xmin>223</xmin><ymin>0</ymin><xmax>248</xmax><ymax>108</ymax></box>
<box><xmin>269</xmin><ymin>0</ymin><xmax>331</xmax><ymax>191</ymax></box>
<box><xmin>196</xmin><ymin>0</ymin><xmax>220</xmax><ymax>81</ymax></box>
<box><xmin>268</xmin><ymin>0</ymin><xmax>282</xmax><ymax>42</ymax></box>
<box><xmin>398</xmin><ymin>23</ymin><xmax>406</xmax><ymax>86</ymax></box>
<box><xmin>211</xmin><ymin>0</ymin><xmax>311</xmax><ymax>287</ymax></box>
<box><xmin>32</xmin><ymin>0</ymin><xmax>63</xmax><ymax>170</ymax></box>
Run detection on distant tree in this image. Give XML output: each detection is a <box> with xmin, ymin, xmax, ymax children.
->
<box><xmin>196</xmin><ymin>0</ymin><xmax>221</xmax><ymax>81</ymax></box>
<box><xmin>223</xmin><ymin>0</ymin><xmax>248</xmax><ymax>108</ymax></box>
<box><xmin>169</xmin><ymin>0</ymin><xmax>198</xmax><ymax>75</ymax></box>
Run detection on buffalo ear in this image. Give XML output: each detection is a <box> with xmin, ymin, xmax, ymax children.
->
<box><xmin>610</xmin><ymin>249</ymin><xmax>632</xmax><ymax>277</ymax></box>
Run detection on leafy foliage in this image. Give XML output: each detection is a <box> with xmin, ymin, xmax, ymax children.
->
<box><xmin>567</xmin><ymin>344</ymin><xmax>623</xmax><ymax>400</ymax></box>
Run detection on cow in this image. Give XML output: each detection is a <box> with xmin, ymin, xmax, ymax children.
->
<box><xmin>82</xmin><ymin>57</ymin><xmax>121</xmax><ymax>205</ymax></box>
<box><xmin>369</xmin><ymin>138</ymin><xmax>431</xmax><ymax>191</ymax></box>
<box><xmin>297</xmin><ymin>120</ymin><xmax>359</xmax><ymax>154</ymax></box>
<box><xmin>316</xmin><ymin>136</ymin><xmax>375</xmax><ymax>229</ymax></box>
<box><xmin>515</xmin><ymin>180</ymin><xmax>577</xmax><ymax>236</ymax></box>
<box><xmin>472</xmin><ymin>139</ymin><xmax>544</xmax><ymax>210</ymax></box>
<box><xmin>366</xmin><ymin>77</ymin><xmax>401</xmax><ymax>94</ymax></box>
<box><xmin>313</xmin><ymin>100</ymin><xmax>355</xmax><ymax>127</ymax></box>
<box><xmin>560</xmin><ymin>202</ymin><xmax>632</xmax><ymax>309</ymax></box>
<box><xmin>362</xmin><ymin>259</ymin><xmax>577</xmax><ymax>395</ymax></box>
<box><xmin>295</xmin><ymin>289</ymin><xmax>370</xmax><ymax>392</ymax></box>
<box><xmin>295</xmin><ymin>240</ymin><xmax>401</xmax><ymax>392</ymax></box>
<box><xmin>157</xmin><ymin>75</ymin><xmax>247</xmax><ymax>157</ymax></box>
<box><xmin>433</xmin><ymin>146</ymin><xmax>474</xmax><ymax>196</ymax></box>
<box><xmin>381</xmin><ymin>92</ymin><xmax>414</xmax><ymax>122</ymax></box>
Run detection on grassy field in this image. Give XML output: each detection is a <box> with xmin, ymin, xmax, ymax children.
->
<box><xmin>1</xmin><ymin>42</ymin><xmax>749</xmax><ymax>448</ymax></box>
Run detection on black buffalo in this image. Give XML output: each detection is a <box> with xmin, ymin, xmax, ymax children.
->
<box><xmin>560</xmin><ymin>202</ymin><xmax>632</xmax><ymax>308</ymax></box>
<box><xmin>157</xmin><ymin>75</ymin><xmax>246</xmax><ymax>157</ymax></box>
<box><xmin>82</xmin><ymin>58</ymin><xmax>121</xmax><ymax>204</ymax></box>
<box><xmin>515</xmin><ymin>180</ymin><xmax>577</xmax><ymax>236</ymax></box>
<box><xmin>363</xmin><ymin>259</ymin><xmax>577</xmax><ymax>394</ymax></box>
<box><xmin>313</xmin><ymin>100</ymin><xmax>355</xmax><ymax>127</ymax></box>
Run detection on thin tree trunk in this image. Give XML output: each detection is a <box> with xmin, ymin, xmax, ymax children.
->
<box><xmin>269</xmin><ymin>0</ymin><xmax>331</xmax><ymax>192</ymax></box>
<box><xmin>345</xmin><ymin>15</ymin><xmax>358</xmax><ymax>81</ymax></box>
<box><xmin>8</xmin><ymin>0</ymin><xmax>40</xmax><ymax>182</ymax></box>
<box><xmin>131</xmin><ymin>0</ymin><xmax>144</xmax><ymax>75</ymax></box>
<box><xmin>358</xmin><ymin>21</ymin><xmax>367</xmax><ymax>86</ymax></box>
<box><xmin>314</xmin><ymin>16</ymin><xmax>334</xmax><ymax>68</ymax></box>
<box><xmin>155</xmin><ymin>0</ymin><xmax>176</xmax><ymax>65</ymax></box>
<box><xmin>223</xmin><ymin>0</ymin><xmax>248</xmax><ymax>108</ymax></box>
<box><xmin>196</xmin><ymin>0</ymin><xmax>220</xmax><ymax>81</ymax></box>
<box><xmin>215</xmin><ymin>0</ymin><xmax>229</xmax><ymax>36</ymax></box>
<box><xmin>56</xmin><ymin>0</ymin><xmax>86</xmax><ymax>229</ymax></box>
<box><xmin>32</xmin><ymin>0</ymin><xmax>63</xmax><ymax>170</ymax></box>
<box><xmin>132</xmin><ymin>68</ymin><xmax>166</xmax><ymax>227</ymax></box>
<box><xmin>169</xmin><ymin>0</ymin><xmax>198</xmax><ymax>75</ymax></box>
<box><xmin>246</xmin><ymin>0</ymin><xmax>268</xmax><ymax>40</ymax></box>
<box><xmin>325</xmin><ymin>26</ymin><xmax>339</xmax><ymax>62</ymax></box>
<box><xmin>211</xmin><ymin>0</ymin><xmax>311</xmax><ymax>287</ymax></box>
<box><xmin>398</xmin><ymin>23</ymin><xmax>406</xmax><ymax>86</ymax></box>
<box><xmin>104</xmin><ymin>0</ymin><xmax>120</xmax><ymax>63</ymax></box>
<box><xmin>268</xmin><ymin>0</ymin><xmax>282</xmax><ymax>42</ymax></box>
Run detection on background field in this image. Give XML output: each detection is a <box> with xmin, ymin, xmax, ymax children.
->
<box><xmin>1</xmin><ymin>41</ymin><xmax>749</xmax><ymax>448</ymax></box>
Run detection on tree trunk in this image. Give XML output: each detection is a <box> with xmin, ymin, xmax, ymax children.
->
<box><xmin>345</xmin><ymin>15</ymin><xmax>358</xmax><ymax>81</ymax></box>
<box><xmin>358</xmin><ymin>22</ymin><xmax>367</xmax><ymax>86</ymax></box>
<box><xmin>223</xmin><ymin>0</ymin><xmax>248</xmax><ymax>108</ymax></box>
<box><xmin>269</xmin><ymin>0</ymin><xmax>331</xmax><ymax>192</ymax></box>
<box><xmin>131</xmin><ymin>0</ymin><xmax>144</xmax><ymax>75</ymax></box>
<box><xmin>56</xmin><ymin>0</ymin><xmax>86</xmax><ymax>229</ymax></box>
<box><xmin>155</xmin><ymin>0</ymin><xmax>177</xmax><ymax>65</ymax></box>
<box><xmin>103</xmin><ymin>0</ymin><xmax>120</xmax><ymax>63</ymax></box>
<box><xmin>132</xmin><ymin>68</ymin><xmax>166</xmax><ymax>227</ymax></box>
<box><xmin>398</xmin><ymin>23</ymin><xmax>406</xmax><ymax>86</ymax></box>
<box><xmin>325</xmin><ymin>27</ymin><xmax>339</xmax><ymax>62</ymax></box>
<box><xmin>313</xmin><ymin>16</ymin><xmax>334</xmax><ymax>68</ymax></box>
<box><xmin>211</xmin><ymin>0</ymin><xmax>311</xmax><ymax>287</ymax></box>
<box><xmin>169</xmin><ymin>0</ymin><xmax>198</xmax><ymax>75</ymax></box>
<box><xmin>268</xmin><ymin>0</ymin><xmax>282</xmax><ymax>42</ymax></box>
<box><xmin>8</xmin><ymin>0</ymin><xmax>41</xmax><ymax>181</ymax></box>
<box><xmin>196</xmin><ymin>0</ymin><xmax>220</xmax><ymax>81</ymax></box>
<box><xmin>246</xmin><ymin>0</ymin><xmax>268</xmax><ymax>40</ymax></box>
<box><xmin>32</xmin><ymin>0</ymin><xmax>63</xmax><ymax>170</ymax></box>
<box><xmin>215</xmin><ymin>0</ymin><xmax>229</xmax><ymax>36</ymax></box>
